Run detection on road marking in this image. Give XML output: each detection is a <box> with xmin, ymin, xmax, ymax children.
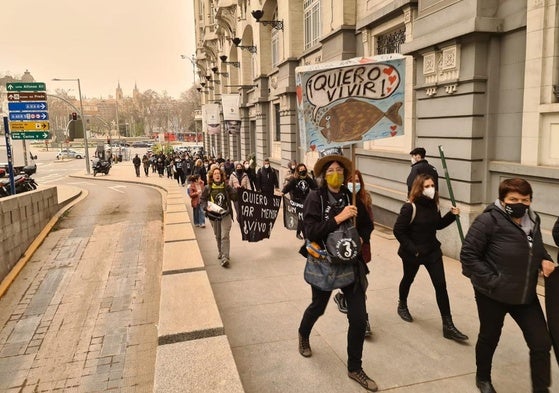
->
<box><xmin>67</xmin><ymin>181</ymin><xmax>95</xmax><ymax>185</ymax></box>
<box><xmin>108</xmin><ymin>185</ymin><xmax>126</xmax><ymax>194</ymax></box>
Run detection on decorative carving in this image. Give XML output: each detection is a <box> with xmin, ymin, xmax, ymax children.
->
<box><xmin>423</xmin><ymin>52</ymin><xmax>436</xmax><ymax>75</ymax></box>
<box><xmin>425</xmin><ymin>87</ymin><xmax>438</xmax><ymax>96</ymax></box>
<box><xmin>445</xmin><ymin>84</ymin><xmax>457</xmax><ymax>94</ymax></box>
<box><xmin>270</xmin><ymin>76</ymin><xmax>278</xmax><ymax>89</ymax></box>
<box><xmin>441</xmin><ymin>46</ymin><xmax>457</xmax><ymax>70</ymax></box>
<box><xmin>422</xmin><ymin>45</ymin><xmax>461</xmax><ymax>96</ymax></box>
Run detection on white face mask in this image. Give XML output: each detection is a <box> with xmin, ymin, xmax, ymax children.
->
<box><xmin>347</xmin><ymin>183</ymin><xmax>361</xmax><ymax>194</ymax></box>
<box><xmin>411</xmin><ymin>157</ymin><xmax>417</xmax><ymax>165</ymax></box>
<box><xmin>423</xmin><ymin>187</ymin><xmax>436</xmax><ymax>199</ymax></box>
<box><xmin>264</xmin><ymin>164</ymin><xmax>270</xmax><ymax>169</ymax></box>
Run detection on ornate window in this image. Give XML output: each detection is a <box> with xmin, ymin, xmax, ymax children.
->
<box><xmin>376</xmin><ymin>27</ymin><xmax>405</xmax><ymax>54</ymax></box>
<box><xmin>304</xmin><ymin>0</ymin><xmax>321</xmax><ymax>50</ymax></box>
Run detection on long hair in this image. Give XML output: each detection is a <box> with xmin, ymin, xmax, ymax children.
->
<box><xmin>295</xmin><ymin>163</ymin><xmax>308</xmax><ymax>177</ymax></box>
<box><xmin>409</xmin><ymin>173</ymin><xmax>439</xmax><ymax>204</ymax></box>
<box><xmin>348</xmin><ymin>169</ymin><xmax>374</xmax><ymax>221</ymax></box>
<box><xmin>318</xmin><ymin>160</ymin><xmax>350</xmax><ymax>189</ymax></box>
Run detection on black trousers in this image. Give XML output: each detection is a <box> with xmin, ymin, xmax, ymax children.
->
<box><xmin>398</xmin><ymin>256</ymin><xmax>451</xmax><ymax>317</ymax></box>
<box><xmin>545</xmin><ymin>270</ymin><xmax>559</xmax><ymax>367</ymax></box>
<box><xmin>474</xmin><ymin>290</ymin><xmax>551</xmax><ymax>392</ymax></box>
<box><xmin>298</xmin><ymin>281</ymin><xmax>367</xmax><ymax>372</ymax></box>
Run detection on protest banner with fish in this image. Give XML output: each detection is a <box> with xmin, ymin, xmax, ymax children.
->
<box><xmin>295</xmin><ymin>55</ymin><xmax>406</xmax><ymax>151</ymax></box>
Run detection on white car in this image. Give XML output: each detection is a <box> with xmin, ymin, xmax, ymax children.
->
<box><xmin>56</xmin><ymin>149</ymin><xmax>84</xmax><ymax>159</ymax></box>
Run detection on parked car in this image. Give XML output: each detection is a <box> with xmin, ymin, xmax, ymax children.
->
<box><xmin>131</xmin><ymin>141</ymin><xmax>150</xmax><ymax>148</ymax></box>
<box><xmin>57</xmin><ymin>149</ymin><xmax>84</xmax><ymax>159</ymax></box>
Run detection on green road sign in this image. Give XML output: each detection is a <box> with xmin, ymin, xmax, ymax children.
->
<box><xmin>11</xmin><ymin>131</ymin><xmax>51</xmax><ymax>140</ymax></box>
<box><xmin>5</xmin><ymin>82</ymin><xmax>46</xmax><ymax>91</ymax></box>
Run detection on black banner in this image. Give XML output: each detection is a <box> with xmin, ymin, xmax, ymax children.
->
<box><xmin>283</xmin><ymin>196</ymin><xmax>303</xmax><ymax>231</ymax></box>
<box><xmin>238</xmin><ymin>189</ymin><xmax>282</xmax><ymax>242</ymax></box>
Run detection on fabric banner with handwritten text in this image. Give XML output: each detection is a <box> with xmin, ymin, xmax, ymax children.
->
<box><xmin>295</xmin><ymin>55</ymin><xmax>406</xmax><ymax>152</ymax></box>
<box><xmin>238</xmin><ymin>189</ymin><xmax>282</xmax><ymax>242</ymax></box>
<box><xmin>282</xmin><ymin>196</ymin><xmax>303</xmax><ymax>231</ymax></box>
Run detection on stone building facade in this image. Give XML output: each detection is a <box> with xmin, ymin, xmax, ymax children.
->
<box><xmin>193</xmin><ymin>0</ymin><xmax>559</xmax><ymax>258</ymax></box>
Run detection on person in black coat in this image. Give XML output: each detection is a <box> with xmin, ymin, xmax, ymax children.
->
<box><xmin>256</xmin><ymin>158</ymin><xmax>279</xmax><ymax>195</ymax></box>
<box><xmin>281</xmin><ymin>163</ymin><xmax>317</xmax><ymax>239</ymax></box>
<box><xmin>393</xmin><ymin>173</ymin><xmax>467</xmax><ymax>342</ymax></box>
<box><xmin>549</xmin><ymin>217</ymin><xmax>559</xmax><ymax>367</ymax></box>
<box><xmin>297</xmin><ymin>150</ymin><xmax>377</xmax><ymax>392</ymax></box>
<box><xmin>406</xmin><ymin>147</ymin><xmax>439</xmax><ymax>195</ymax></box>
<box><xmin>460</xmin><ymin>178</ymin><xmax>555</xmax><ymax>393</ymax></box>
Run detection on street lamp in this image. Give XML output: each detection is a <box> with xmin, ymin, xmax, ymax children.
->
<box><xmin>52</xmin><ymin>78</ymin><xmax>91</xmax><ymax>174</ymax></box>
<box><xmin>180</xmin><ymin>54</ymin><xmax>197</xmax><ymax>86</ymax></box>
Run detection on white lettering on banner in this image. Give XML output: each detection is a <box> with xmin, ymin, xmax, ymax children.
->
<box><xmin>239</xmin><ymin>189</ymin><xmax>281</xmax><ymax>242</ymax></box>
<box><xmin>260</xmin><ymin>208</ymin><xmax>278</xmax><ymax>220</ymax></box>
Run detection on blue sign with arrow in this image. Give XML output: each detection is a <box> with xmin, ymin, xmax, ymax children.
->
<box><xmin>9</xmin><ymin>112</ymin><xmax>49</xmax><ymax>121</ymax></box>
<box><xmin>8</xmin><ymin>101</ymin><xmax>48</xmax><ymax>112</ymax></box>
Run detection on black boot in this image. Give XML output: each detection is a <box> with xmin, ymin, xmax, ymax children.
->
<box><xmin>397</xmin><ymin>300</ymin><xmax>413</xmax><ymax>322</ymax></box>
<box><xmin>442</xmin><ymin>315</ymin><xmax>468</xmax><ymax>342</ymax></box>
<box><xmin>476</xmin><ymin>377</ymin><xmax>497</xmax><ymax>393</ymax></box>
<box><xmin>365</xmin><ymin>313</ymin><xmax>372</xmax><ymax>337</ymax></box>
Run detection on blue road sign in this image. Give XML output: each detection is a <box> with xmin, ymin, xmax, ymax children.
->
<box><xmin>9</xmin><ymin>112</ymin><xmax>49</xmax><ymax>121</ymax></box>
<box><xmin>8</xmin><ymin>101</ymin><xmax>48</xmax><ymax>112</ymax></box>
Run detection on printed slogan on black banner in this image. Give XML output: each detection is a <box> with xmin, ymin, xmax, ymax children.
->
<box><xmin>283</xmin><ymin>196</ymin><xmax>303</xmax><ymax>231</ymax></box>
<box><xmin>239</xmin><ymin>189</ymin><xmax>282</xmax><ymax>242</ymax></box>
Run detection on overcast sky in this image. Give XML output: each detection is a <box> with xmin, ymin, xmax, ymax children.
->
<box><xmin>1</xmin><ymin>0</ymin><xmax>196</xmax><ymax>99</ymax></box>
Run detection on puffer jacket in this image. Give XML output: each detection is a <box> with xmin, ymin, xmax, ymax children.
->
<box><xmin>393</xmin><ymin>196</ymin><xmax>456</xmax><ymax>264</ymax></box>
<box><xmin>460</xmin><ymin>202</ymin><xmax>552</xmax><ymax>305</ymax></box>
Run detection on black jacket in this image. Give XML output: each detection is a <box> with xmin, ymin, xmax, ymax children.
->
<box><xmin>406</xmin><ymin>159</ymin><xmax>438</xmax><ymax>194</ymax></box>
<box><xmin>460</xmin><ymin>202</ymin><xmax>552</xmax><ymax>305</ymax></box>
<box><xmin>553</xmin><ymin>217</ymin><xmax>559</xmax><ymax>260</ymax></box>
<box><xmin>303</xmin><ymin>187</ymin><xmax>373</xmax><ymax>247</ymax></box>
<box><xmin>256</xmin><ymin>166</ymin><xmax>279</xmax><ymax>195</ymax></box>
<box><xmin>393</xmin><ymin>196</ymin><xmax>455</xmax><ymax>263</ymax></box>
<box><xmin>281</xmin><ymin>176</ymin><xmax>317</xmax><ymax>203</ymax></box>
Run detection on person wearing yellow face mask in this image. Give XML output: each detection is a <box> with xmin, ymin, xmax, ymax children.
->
<box><xmin>297</xmin><ymin>148</ymin><xmax>377</xmax><ymax>392</ymax></box>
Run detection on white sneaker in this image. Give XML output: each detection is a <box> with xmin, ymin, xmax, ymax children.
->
<box><xmin>220</xmin><ymin>257</ymin><xmax>230</xmax><ymax>268</ymax></box>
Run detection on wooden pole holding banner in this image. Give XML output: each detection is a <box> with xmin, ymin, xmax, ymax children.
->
<box><xmin>438</xmin><ymin>145</ymin><xmax>464</xmax><ymax>242</ymax></box>
<box><xmin>350</xmin><ymin>144</ymin><xmax>357</xmax><ymax>225</ymax></box>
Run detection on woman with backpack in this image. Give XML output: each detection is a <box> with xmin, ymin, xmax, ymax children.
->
<box><xmin>393</xmin><ymin>173</ymin><xmax>467</xmax><ymax>342</ymax></box>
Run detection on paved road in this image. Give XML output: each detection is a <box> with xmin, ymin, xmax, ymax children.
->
<box><xmin>0</xmin><ymin>181</ymin><xmax>162</xmax><ymax>392</ymax></box>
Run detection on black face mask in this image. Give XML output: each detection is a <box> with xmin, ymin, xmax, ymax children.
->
<box><xmin>505</xmin><ymin>203</ymin><xmax>528</xmax><ymax>218</ymax></box>
<box><xmin>236</xmin><ymin>169</ymin><xmax>244</xmax><ymax>175</ymax></box>
<box><xmin>299</xmin><ymin>170</ymin><xmax>307</xmax><ymax>177</ymax></box>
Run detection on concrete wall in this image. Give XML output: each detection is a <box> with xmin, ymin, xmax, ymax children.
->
<box><xmin>0</xmin><ymin>187</ymin><xmax>58</xmax><ymax>283</ymax></box>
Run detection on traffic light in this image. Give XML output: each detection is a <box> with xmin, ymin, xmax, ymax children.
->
<box><xmin>71</xmin><ymin>112</ymin><xmax>78</xmax><ymax>121</ymax></box>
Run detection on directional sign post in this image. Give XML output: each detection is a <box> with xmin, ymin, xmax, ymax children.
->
<box><xmin>11</xmin><ymin>132</ymin><xmax>51</xmax><ymax>140</ymax></box>
<box><xmin>5</xmin><ymin>82</ymin><xmax>46</xmax><ymax>91</ymax></box>
<box><xmin>8</xmin><ymin>121</ymin><xmax>49</xmax><ymax>131</ymax></box>
<box><xmin>6</xmin><ymin>82</ymin><xmax>50</xmax><ymax>140</ymax></box>
<box><xmin>7</xmin><ymin>92</ymin><xmax>47</xmax><ymax>101</ymax></box>
<box><xmin>9</xmin><ymin>112</ymin><xmax>49</xmax><ymax>121</ymax></box>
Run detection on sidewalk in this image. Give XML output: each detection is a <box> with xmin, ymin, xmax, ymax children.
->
<box><xmin>74</xmin><ymin>161</ymin><xmax>558</xmax><ymax>393</ymax></box>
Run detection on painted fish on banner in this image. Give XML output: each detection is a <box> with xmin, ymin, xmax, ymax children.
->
<box><xmin>295</xmin><ymin>55</ymin><xmax>406</xmax><ymax>152</ymax></box>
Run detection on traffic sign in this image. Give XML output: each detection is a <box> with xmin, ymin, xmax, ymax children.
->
<box><xmin>11</xmin><ymin>131</ymin><xmax>51</xmax><ymax>140</ymax></box>
<box><xmin>7</xmin><ymin>92</ymin><xmax>47</xmax><ymax>101</ymax></box>
<box><xmin>9</xmin><ymin>112</ymin><xmax>49</xmax><ymax>121</ymax></box>
<box><xmin>5</xmin><ymin>82</ymin><xmax>46</xmax><ymax>91</ymax></box>
<box><xmin>8</xmin><ymin>121</ymin><xmax>49</xmax><ymax>131</ymax></box>
<box><xmin>8</xmin><ymin>102</ymin><xmax>48</xmax><ymax>112</ymax></box>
